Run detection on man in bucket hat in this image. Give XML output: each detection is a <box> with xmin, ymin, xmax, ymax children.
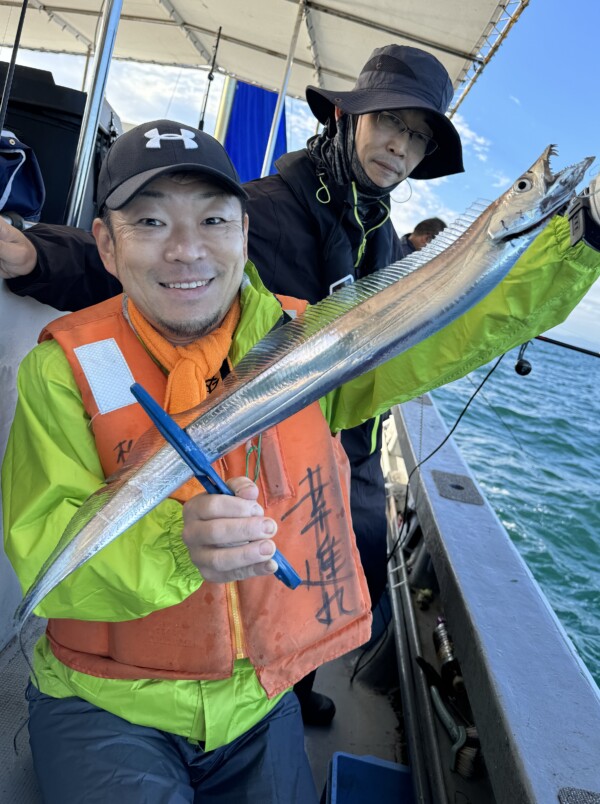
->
<box><xmin>249</xmin><ymin>45</ymin><xmax>464</xmax><ymax>723</ymax></box>
<box><xmin>304</xmin><ymin>44</ymin><xmax>463</xmax><ymax>182</ymax></box>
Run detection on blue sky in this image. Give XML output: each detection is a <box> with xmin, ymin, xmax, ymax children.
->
<box><xmin>5</xmin><ymin>0</ymin><xmax>599</xmax><ymax>348</ymax></box>
<box><xmin>410</xmin><ymin>0</ymin><xmax>600</xmax><ymax>351</ymax></box>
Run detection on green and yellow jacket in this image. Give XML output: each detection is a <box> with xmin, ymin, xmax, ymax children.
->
<box><xmin>3</xmin><ymin>217</ymin><xmax>598</xmax><ymax>750</ymax></box>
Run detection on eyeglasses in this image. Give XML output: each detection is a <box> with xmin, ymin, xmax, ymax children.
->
<box><xmin>374</xmin><ymin>112</ymin><xmax>438</xmax><ymax>156</ymax></box>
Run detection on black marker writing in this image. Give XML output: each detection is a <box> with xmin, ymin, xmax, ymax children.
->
<box><xmin>282</xmin><ymin>465</ymin><xmax>353</xmax><ymax>626</ymax></box>
<box><xmin>113</xmin><ymin>438</ymin><xmax>134</xmax><ymax>465</ymax></box>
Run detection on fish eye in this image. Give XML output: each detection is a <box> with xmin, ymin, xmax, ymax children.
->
<box><xmin>515</xmin><ymin>177</ymin><xmax>533</xmax><ymax>192</ymax></box>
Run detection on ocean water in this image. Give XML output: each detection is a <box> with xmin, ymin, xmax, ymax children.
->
<box><xmin>431</xmin><ymin>339</ymin><xmax>600</xmax><ymax>686</ymax></box>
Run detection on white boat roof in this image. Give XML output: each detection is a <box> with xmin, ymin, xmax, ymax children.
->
<box><xmin>0</xmin><ymin>0</ymin><xmax>527</xmax><ymax>107</ymax></box>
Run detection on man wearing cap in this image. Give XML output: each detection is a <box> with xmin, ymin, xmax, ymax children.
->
<box><xmin>0</xmin><ymin>44</ymin><xmax>465</xmax><ymax>726</ymax></box>
<box><xmin>2</xmin><ymin>44</ymin><xmax>600</xmax><ymax>728</ymax></box>
<box><xmin>4</xmin><ymin>121</ymin><xmax>381</xmax><ymax>803</ymax></box>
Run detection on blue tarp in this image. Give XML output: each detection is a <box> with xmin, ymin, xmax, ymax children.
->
<box><xmin>224</xmin><ymin>82</ymin><xmax>287</xmax><ymax>183</ymax></box>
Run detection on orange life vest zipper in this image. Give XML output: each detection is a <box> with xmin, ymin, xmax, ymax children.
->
<box><xmin>227</xmin><ymin>581</ymin><xmax>246</xmax><ymax>659</ymax></box>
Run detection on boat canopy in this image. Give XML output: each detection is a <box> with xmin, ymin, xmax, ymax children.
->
<box><xmin>0</xmin><ymin>0</ymin><xmax>528</xmax><ymax>110</ymax></box>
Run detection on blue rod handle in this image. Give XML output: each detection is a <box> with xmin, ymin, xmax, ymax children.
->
<box><xmin>130</xmin><ymin>383</ymin><xmax>301</xmax><ymax>590</ymax></box>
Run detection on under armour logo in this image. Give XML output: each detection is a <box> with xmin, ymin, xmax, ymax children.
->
<box><xmin>144</xmin><ymin>128</ymin><xmax>198</xmax><ymax>149</ymax></box>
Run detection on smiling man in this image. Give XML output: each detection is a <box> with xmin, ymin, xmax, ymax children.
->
<box><xmin>0</xmin><ymin>44</ymin><xmax>466</xmax><ymax>730</ymax></box>
<box><xmin>3</xmin><ymin>122</ymin><xmax>383</xmax><ymax>802</ymax></box>
<box><xmin>95</xmin><ymin>176</ymin><xmax>248</xmax><ymax>344</ymax></box>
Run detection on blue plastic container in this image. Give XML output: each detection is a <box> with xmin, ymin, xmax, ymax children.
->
<box><xmin>325</xmin><ymin>752</ymin><xmax>414</xmax><ymax>804</ymax></box>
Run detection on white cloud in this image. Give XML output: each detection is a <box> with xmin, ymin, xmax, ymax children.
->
<box><xmin>490</xmin><ymin>171</ymin><xmax>512</xmax><ymax>189</ymax></box>
<box><xmin>389</xmin><ymin>180</ymin><xmax>461</xmax><ymax>236</ymax></box>
<box><xmin>510</xmin><ymin>95</ymin><xmax>521</xmax><ymax>106</ymax></box>
<box><xmin>105</xmin><ymin>62</ymin><xmax>224</xmax><ymax>132</ymax></box>
<box><xmin>285</xmin><ymin>98</ymin><xmax>316</xmax><ymax>150</ymax></box>
<box><xmin>14</xmin><ymin>50</ymin><xmax>85</xmax><ymax>91</ymax></box>
<box><xmin>452</xmin><ymin>112</ymin><xmax>491</xmax><ymax>163</ymax></box>
<box><xmin>13</xmin><ymin>50</ymin><xmax>225</xmax><ymax>134</ymax></box>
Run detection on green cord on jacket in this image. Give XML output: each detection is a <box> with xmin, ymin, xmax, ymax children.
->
<box><xmin>351</xmin><ymin>183</ymin><xmax>391</xmax><ymax>268</ymax></box>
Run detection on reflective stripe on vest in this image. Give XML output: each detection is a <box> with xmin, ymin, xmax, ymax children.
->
<box><xmin>73</xmin><ymin>338</ymin><xmax>136</xmax><ymax>415</ymax></box>
<box><xmin>40</xmin><ymin>295</ymin><xmax>372</xmax><ymax>697</ymax></box>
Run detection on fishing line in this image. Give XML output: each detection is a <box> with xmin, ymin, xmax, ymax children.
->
<box><xmin>12</xmin><ymin>625</ymin><xmax>40</xmax><ymax>755</ymax></box>
<box><xmin>18</xmin><ymin>624</ymin><xmax>40</xmax><ymax>690</ymax></box>
<box><xmin>165</xmin><ymin>67</ymin><xmax>184</xmax><ymax>119</ymax></box>
<box><xmin>12</xmin><ymin>715</ymin><xmax>28</xmax><ymax>756</ymax></box>
<box><xmin>462</xmin><ymin>371</ymin><xmax>530</xmax><ymax>456</ymax></box>
<box><xmin>387</xmin><ymin>354</ymin><xmax>505</xmax><ymax>564</ymax></box>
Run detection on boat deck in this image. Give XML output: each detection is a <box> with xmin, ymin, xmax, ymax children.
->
<box><xmin>0</xmin><ymin>622</ymin><xmax>43</xmax><ymax>804</ymax></box>
<box><xmin>305</xmin><ymin>616</ymin><xmax>406</xmax><ymax>795</ymax></box>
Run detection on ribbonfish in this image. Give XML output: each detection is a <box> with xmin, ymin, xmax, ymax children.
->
<box><xmin>14</xmin><ymin>145</ymin><xmax>593</xmax><ymax>626</ymax></box>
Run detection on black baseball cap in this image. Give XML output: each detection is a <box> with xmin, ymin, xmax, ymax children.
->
<box><xmin>306</xmin><ymin>45</ymin><xmax>464</xmax><ymax>180</ymax></box>
<box><xmin>97</xmin><ymin>119</ymin><xmax>248</xmax><ymax>210</ymax></box>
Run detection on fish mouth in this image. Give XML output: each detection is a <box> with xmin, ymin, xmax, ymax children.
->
<box><xmin>540</xmin><ymin>145</ymin><xmax>595</xmax><ymax>213</ymax></box>
<box><xmin>503</xmin><ymin>145</ymin><xmax>595</xmax><ymax>240</ymax></box>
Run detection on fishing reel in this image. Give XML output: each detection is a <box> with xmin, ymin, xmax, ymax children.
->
<box><xmin>568</xmin><ymin>174</ymin><xmax>600</xmax><ymax>251</ymax></box>
<box><xmin>514</xmin><ymin>341</ymin><xmax>532</xmax><ymax>375</ymax></box>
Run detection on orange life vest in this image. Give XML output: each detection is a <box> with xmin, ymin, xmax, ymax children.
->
<box><xmin>40</xmin><ymin>295</ymin><xmax>372</xmax><ymax>697</ymax></box>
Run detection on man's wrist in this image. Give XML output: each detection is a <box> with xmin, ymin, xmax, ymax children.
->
<box><xmin>5</xmin><ymin>261</ymin><xmax>43</xmax><ymax>291</ymax></box>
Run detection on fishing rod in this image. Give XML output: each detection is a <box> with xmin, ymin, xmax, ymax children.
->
<box><xmin>198</xmin><ymin>26</ymin><xmax>222</xmax><ymax>131</ymax></box>
<box><xmin>0</xmin><ymin>0</ymin><xmax>29</xmax><ymax>134</ymax></box>
<box><xmin>515</xmin><ymin>335</ymin><xmax>600</xmax><ymax>374</ymax></box>
<box><xmin>534</xmin><ymin>334</ymin><xmax>600</xmax><ymax>359</ymax></box>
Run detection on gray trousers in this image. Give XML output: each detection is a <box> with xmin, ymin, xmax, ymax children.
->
<box><xmin>27</xmin><ymin>683</ymin><xmax>318</xmax><ymax>804</ymax></box>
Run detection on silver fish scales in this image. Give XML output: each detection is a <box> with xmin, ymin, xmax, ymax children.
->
<box><xmin>14</xmin><ymin>145</ymin><xmax>593</xmax><ymax>626</ymax></box>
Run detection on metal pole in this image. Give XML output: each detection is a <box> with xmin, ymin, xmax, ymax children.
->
<box><xmin>213</xmin><ymin>75</ymin><xmax>237</xmax><ymax>144</ymax></box>
<box><xmin>65</xmin><ymin>0</ymin><xmax>123</xmax><ymax>227</ymax></box>
<box><xmin>81</xmin><ymin>45</ymin><xmax>92</xmax><ymax>92</ymax></box>
<box><xmin>260</xmin><ymin>0</ymin><xmax>304</xmax><ymax>178</ymax></box>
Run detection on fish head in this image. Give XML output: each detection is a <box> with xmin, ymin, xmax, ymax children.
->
<box><xmin>487</xmin><ymin>145</ymin><xmax>595</xmax><ymax>242</ymax></box>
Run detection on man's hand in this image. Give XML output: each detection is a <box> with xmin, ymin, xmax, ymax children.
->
<box><xmin>182</xmin><ymin>477</ymin><xmax>278</xmax><ymax>583</ymax></box>
<box><xmin>0</xmin><ymin>217</ymin><xmax>37</xmax><ymax>279</ymax></box>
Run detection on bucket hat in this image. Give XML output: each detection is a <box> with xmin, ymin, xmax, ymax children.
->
<box><xmin>98</xmin><ymin>119</ymin><xmax>248</xmax><ymax>210</ymax></box>
<box><xmin>306</xmin><ymin>45</ymin><xmax>464</xmax><ymax>180</ymax></box>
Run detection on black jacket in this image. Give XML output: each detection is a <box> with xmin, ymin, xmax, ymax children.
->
<box><xmin>245</xmin><ymin>149</ymin><xmax>402</xmax><ymax>302</ymax></box>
